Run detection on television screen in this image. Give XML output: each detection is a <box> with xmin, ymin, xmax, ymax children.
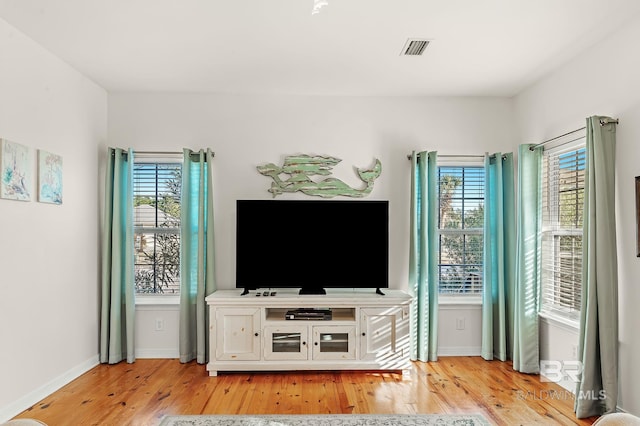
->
<box><xmin>236</xmin><ymin>199</ymin><xmax>389</xmax><ymax>294</ymax></box>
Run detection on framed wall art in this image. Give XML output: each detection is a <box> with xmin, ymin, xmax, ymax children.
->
<box><xmin>38</xmin><ymin>149</ymin><xmax>63</xmax><ymax>204</ymax></box>
<box><xmin>636</xmin><ymin>176</ymin><xmax>640</xmax><ymax>257</ymax></box>
<box><xmin>0</xmin><ymin>138</ymin><xmax>32</xmax><ymax>201</ymax></box>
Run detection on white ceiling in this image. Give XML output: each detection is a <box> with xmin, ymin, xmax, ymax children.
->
<box><xmin>1</xmin><ymin>0</ymin><xmax>639</xmax><ymax>96</ymax></box>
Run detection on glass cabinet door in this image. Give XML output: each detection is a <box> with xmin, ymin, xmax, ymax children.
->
<box><xmin>264</xmin><ymin>325</ymin><xmax>309</xmax><ymax>360</ymax></box>
<box><xmin>312</xmin><ymin>325</ymin><xmax>356</xmax><ymax>360</ymax></box>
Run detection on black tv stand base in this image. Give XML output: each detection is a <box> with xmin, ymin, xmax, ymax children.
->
<box><xmin>376</xmin><ymin>288</ymin><xmax>385</xmax><ymax>295</ymax></box>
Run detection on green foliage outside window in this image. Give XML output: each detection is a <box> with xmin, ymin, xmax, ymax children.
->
<box><xmin>134</xmin><ymin>164</ymin><xmax>182</xmax><ymax>294</ymax></box>
<box><xmin>438</xmin><ymin>167</ymin><xmax>485</xmax><ymax>294</ymax></box>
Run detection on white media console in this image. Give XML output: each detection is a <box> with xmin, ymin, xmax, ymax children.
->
<box><xmin>205</xmin><ymin>289</ymin><xmax>412</xmax><ymax>376</ymax></box>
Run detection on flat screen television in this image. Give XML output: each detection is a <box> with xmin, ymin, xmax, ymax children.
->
<box><xmin>236</xmin><ymin>199</ymin><xmax>389</xmax><ymax>295</ymax></box>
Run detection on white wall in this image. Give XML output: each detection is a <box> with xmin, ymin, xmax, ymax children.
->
<box><xmin>438</xmin><ymin>303</ymin><xmax>482</xmax><ymax>356</ymax></box>
<box><xmin>0</xmin><ymin>18</ymin><xmax>107</xmax><ymax>421</ymax></box>
<box><xmin>108</xmin><ymin>93</ymin><xmax>516</xmax><ymax>357</ymax></box>
<box><xmin>514</xmin><ymin>15</ymin><xmax>640</xmax><ymax>415</ymax></box>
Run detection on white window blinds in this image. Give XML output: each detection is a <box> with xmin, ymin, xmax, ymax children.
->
<box><xmin>133</xmin><ymin>159</ymin><xmax>182</xmax><ymax>295</ymax></box>
<box><xmin>437</xmin><ymin>166</ymin><xmax>485</xmax><ymax>294</ymax></box>
<box><xmin>540</xmin><ymin>143</ymin><xmax>586</xmax><ymax>321</ymax></box>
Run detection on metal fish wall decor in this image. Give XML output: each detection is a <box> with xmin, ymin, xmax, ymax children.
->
<box><xmin>257</xmin><ymin>154</ymin><xmax>382</xmax><ymax>198</ymax></box>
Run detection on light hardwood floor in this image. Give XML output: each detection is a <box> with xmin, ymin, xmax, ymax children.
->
<box><xmin>12</xmin><ymin>357</ymin><xmax>598</xmax><ymax>426</ymax></box>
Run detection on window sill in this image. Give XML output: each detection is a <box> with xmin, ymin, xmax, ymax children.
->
<box><xmin>135</xmin><ymin>295</ymin><xmax>180</xmax><ymax>306</ymax></box>
<box><xmin>439</xmin><ymin>295</ymin><xmax>482</xmax><ymax>306</ymax></box>
<box><xmin>538</xmin><ymin>311</ymin><xmax>580</xmax><ymax>331</ymax></box>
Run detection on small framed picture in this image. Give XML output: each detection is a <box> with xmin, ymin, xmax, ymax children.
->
<box><xmin>38</xmin><ymin>149</ymin><xmax>63</xmax><ymax>204</ymax></box>
<box><xmin>0</xmin><ymin>138</ymin><xmax>32</xmax><ymax>201</ymax></box>
<box><xmin>636</xmin><ymin>176</ymin><xmax>640</xmax><ymax>257</ymax></box>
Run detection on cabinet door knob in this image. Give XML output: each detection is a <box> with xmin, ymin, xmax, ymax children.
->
<box><xmin>362</xmin><ymin>332</ymin><xmax>366</xmax><ymax>336</ymax></box>
<box><xmin>302</xmin><ymin>341</ymin><xmax>306</xmax><ymax>346</ymax></box>
<box><xmin>254</xmin><ymin>332</ymin><xmax>259</xmax><ymax>337</ymax></box>
<box><xmin>314</xmin><ymin>342</ymin><xmax>319</xmax><ymax>346</ymax></box>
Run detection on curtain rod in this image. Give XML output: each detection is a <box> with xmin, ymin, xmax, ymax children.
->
<box><xmin>135</xmin><ymin>150</ymin><xmax>182</xmax><ymax>155</ymax></box>
<box><xmin>112</xmin><ymin>149</ymin><xmax>215</xmax><ymax>158</ymax></box>
<box><xmin>406</xmin><ymin>153</ymin><xmax>503</xmax><ymax>160</ymax></box>
<box><xmin>528</xmin><ymin>117</ymin><xmax>619</xmax><ymax>151</ymax></box>
<box><xmin>134</xmin><ymin>150</ymin><xmax>215</xmax><ymax>157</ymax></box>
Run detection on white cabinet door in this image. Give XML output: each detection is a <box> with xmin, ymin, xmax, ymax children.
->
<box><xmin>312</xmin><ymin>325</ymin><xmax>356</xmax><ymax>360</ymax></box>
<box><xmin>360</xmin><ymin>307</ymin><xmax>402</xmax><ymax>361</ymax></box>
<box><xmin>215</xmin><ymin>307</ymin><xmax>261</xmax><ymax>361</ymax></box>
<box><xmin>264</xmin><ymin>325</ymin><xmax>309</xmax><ymax>360</ymax></box>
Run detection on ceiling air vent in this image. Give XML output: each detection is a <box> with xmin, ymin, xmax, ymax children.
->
<box><xmin>401</xmin><ymin>39</ymin><xmax>430</xmax><ymax>56</ymax></box>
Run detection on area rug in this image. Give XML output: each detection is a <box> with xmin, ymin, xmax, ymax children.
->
<box><xmin>158</xmin><ymin>413</ymin><xmax>492</xmax><ymax>426</ymax></box>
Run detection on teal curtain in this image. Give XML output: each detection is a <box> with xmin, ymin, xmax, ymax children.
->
<box><xmin>179</xmin><ymin>148</ymin><xmax>216</xmax><ymax>364</ymax></box>
<box><xmin>482</xmin><ymin>153</ymin><xmax>516</xmax><ymax>361</ymax></box>
<box><xmin>512</xmin><ymin>144</ymin><xmax>541</xmax><ymax>373</ymax></box>
<box><xmin>409</xmin><ymin>151</ymin><xmax>439</xmax><ymax>362</ymax></box>
<box><xmin>100</xmin><ymin>147</ymin><xmax>135</xmax><ymax>364</ymax></box>
<box><xmin>575</xmin><ymin>117</ymin><xmax>618</xmax><ymax>418</ymax></box>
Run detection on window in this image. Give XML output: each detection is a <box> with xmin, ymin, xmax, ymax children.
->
<box><xmin>133</xmin><ymin>158</ymin><xmax>182</xmax><ymax>295</ymax></box>
<box><xmin>540</xmin><ymin>143</ymin><xmax>586</xmax><ymax>321</ymax></box>
<box><xmin>437</xmin><ymin>166</ymin><xmax>485</xmax><ymax>294</ymax></box>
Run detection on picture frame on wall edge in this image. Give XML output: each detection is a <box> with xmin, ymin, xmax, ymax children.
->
<box><xmin>636</xmin><ymin>176</ymin><xmax>640</xmax><ymax>257</ymax></box>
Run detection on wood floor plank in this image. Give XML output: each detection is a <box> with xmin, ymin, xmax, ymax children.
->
<box><xmin>11</xmin><ymin>357</ymin><xmax>600</xmax><ymax>426</ymax></box>
<box><xmin>270</xmin><ymin>372</ymin><xmax>299</xmax><ymax>414</ymax></box>
<box><xmin>209</xmin><ymin>373</ymin><xmax>253</xmax><ymax>414</ymax></box>
<box><xmin>242</xmin><ymin>373</ymin><xmax>268</xmax><ymax>414</ymax></box>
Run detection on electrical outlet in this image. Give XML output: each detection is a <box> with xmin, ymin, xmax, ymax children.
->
<box><xmin>456</xmin><ymin>317</ymin><xmax>465</xmax><ymax>330</ymax></box>
<box><xmin>155</xmin><ymin>318</ymin><xmax>164</xmax><ymax>331</ymax></box>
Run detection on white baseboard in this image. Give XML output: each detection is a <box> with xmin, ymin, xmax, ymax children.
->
<box><xmin>437</xmin><ymin>346</ymin><xmax>482</xmax><ymax>356</ymax></box>
<box><xmin>135</xmin><ymin>348</ymin><xmax>179</xmax><ymax>359</ymax></box>
<box><xmin>0</xmin><ymin>355</ymin><xmax>99</xmax><ymax>423</ymax></box>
